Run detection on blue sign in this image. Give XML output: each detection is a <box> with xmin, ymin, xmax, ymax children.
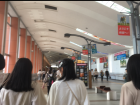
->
<box><xmin>91</xmin><ymin>44</ymin><xmax>97</xmax><ymax>54</ymax></box>
<box><xmin>77</xmin><ymin>53</ymin><xmax>81</xmax><ymax>60</ymax></box>
<box><xmin>117</xmin><ymin>54</ymin><xmax>126</xmax><ymax>60</ymax></box>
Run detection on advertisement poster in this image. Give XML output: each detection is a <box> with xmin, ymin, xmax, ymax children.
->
<box><xmin>104</xmin><ymin>62</ymin><xmax>108</xmax><ymax>68</ymax></box>
<box><xmin>91</xmin><ymin>59</ymin><xmax>96</xmax><ymax>65</ymax></box>
<box><xmin>114</xmin><ymin>50</ymin><xmax>129</xmax><ymax>60</ymax></box>
<box><xmin>120</xmin><ymin>59</ymin><xmax>127</xmax><ymax>68</ymax></box>
<box><xmin>91</xmin><ymin>44</ymin><xmax>97</xmax><ymax>54</ymax></box>
<box><xmin>118</xmin><ymin>14</ymin><xmax>130</xmax><ymax>36</ymax></box>
<box><xmin>77</xmin><ymin>53</ymin><xmax>81</xmax><ymax>60</ymax></box>
<box><xmin>76</xmin><ymin>63</ymin><xmax>88</xmax><ymax>86</ymax></box>
<box><xmin>82</xmin><ymin>45</ymin><xmax>88</xmax><ymax>55</ymax></box>
<box><xmin>100</xmin><ymin>57</ymin><xmax>108</xmax><ymax>63</ymax></box>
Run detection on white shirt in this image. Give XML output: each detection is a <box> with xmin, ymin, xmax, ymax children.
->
<box><xmin>42</xmin><ymin>71</ymin><xmax>46</xmax><ymax>74</ymax></box>
<box><xmin>37</xmin><ymin>71</ymin><xmax>42</xmax><ymax>75</ymax></box>
<box><xmin>0</xmin><ymin>81</ymin><xmax>47</xmax><ymax>105</ymax></box>
<box><xmin>91</xmin><ymin>71</ymin><xmax>94</xmax><ymax>75</ymax></box>
<box><xmin>47</xmin><ymin>79</ymin><xmax>90</xmax><ymax>105</ymax></box>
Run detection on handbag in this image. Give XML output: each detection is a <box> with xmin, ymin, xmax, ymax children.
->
<box><xmin>65</xmin><ymin>82</ymin><xmax>80</xmax><ymax>105</ymax></box>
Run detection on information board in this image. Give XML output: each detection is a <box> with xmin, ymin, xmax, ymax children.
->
<box><xmin>76</xmin><ymin>63</ymin><xmax>88</xmax><ymax>86</ymax></box>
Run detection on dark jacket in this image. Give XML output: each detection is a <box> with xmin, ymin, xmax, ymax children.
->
<box><xmin>105</xmin><ymin>71</ymin><xmax>109</xmax><ymax>76</ymax></box>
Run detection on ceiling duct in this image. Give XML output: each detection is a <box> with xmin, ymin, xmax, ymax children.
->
<box><xmin>45</xmin><ymin>5</ymin><xmax>57</xmax><ymax>11</ymax></box>
<box><xmin>48</xmin><ymin>29</ymin><xmax>56</xmax><ymax>32</ymax></box>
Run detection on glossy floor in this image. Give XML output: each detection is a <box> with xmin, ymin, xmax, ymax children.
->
<box><xmin>39</xmin><ymin>79</ymin><xmax>124</xmax><ymax>105</ymax></box>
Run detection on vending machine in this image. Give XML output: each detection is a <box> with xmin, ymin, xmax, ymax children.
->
<box><xmin>76</xmin><ymin>63</ymin><xmax>88</xmax><ymax>86</ymax></box>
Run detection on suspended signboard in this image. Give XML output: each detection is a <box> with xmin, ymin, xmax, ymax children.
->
<box><xmin>77</xmin><ymin>53</ymin><xmax>81</xmax><ymax>60</ymax></box>
<box><xmin>82</xmin><ymin>45</ymin><xmax>88</xmax><ymax>55</ymax></box>
<box><xmin>118</xmin><ymin>14</ymin><xmax>130</xmax><ymax>36</ymax></box>
<box><xmin>91</xmin><ymin>44</ymin><xmax>97</xmax><ymax>54</ymax></box>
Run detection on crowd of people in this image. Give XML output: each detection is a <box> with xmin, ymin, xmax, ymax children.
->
<box><xmin>0</xmin><ymin>53</ymin><xmax>140</xmax><ymax>105</ymax></box>
<box><xmin>0</xmin><ymin>54</ymin><xmax>90</xmax><ymax>105</ymax></box>
<box><xmin>91</xmin><ymin>68</ymin><xmax>110</xmax><ymax>82</ymax></box>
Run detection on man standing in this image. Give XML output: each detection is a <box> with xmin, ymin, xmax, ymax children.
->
<box><xmin>105</xmin><ymin>69</ymin><xmax>110</xmax><ymax>81</ymax></box>
<box><xmin>123</xmin><ymin>69</ymin><xmax>128</xmax><ymax>83</ymax></box>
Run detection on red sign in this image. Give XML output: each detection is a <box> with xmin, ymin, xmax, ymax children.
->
<box><xmin>71</xmin><ymin>56</ymin><xmax>76</xmax><ymax>60</ymax></box>
<box><xmin>118</xmin><ymin>25</ymin><xmax>130</xmax><ymax>36</ymax></box>
<box><xmin>114</xmin><ymin>51</ymin><xmax>126</xmax><ymax>56</ymax></box>
<box><xmin>77</xmin><ymin>63</ymin><xmax>87</xmax><ymax>66</ymax></box>
<box><xmin>100</xmin><ymin>57</ymin><xmax>108</xmax><ymax>63</ymax></box>
<box><xmin>82</xmin><ymin>50</ymin><xmax>88</xmax><ymax>55</ymax></box>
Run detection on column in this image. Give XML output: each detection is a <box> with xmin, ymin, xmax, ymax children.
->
<box><xmin>26</xmin><ymin>36</ymin><xmax>31</xmax><ymax>59</ymax></box>
<box><xmin>0</xmin><ymin>1</ymin><xmax>7</xmax><ymax>53</ymax></box>
<box><xmin>19</xmin><ymin>28</ymin><xmax>26</xmax><ymax>58</ymax></box>
<box><xmin>35</xmin><ymin>45</ymin><xmax>37</xmax><ymax>73</ymax></box>
<box><xmin>31</xmin><ymin>41</ymin><xmax>35</xmax><ymax>73</ymax></box>
<box><xmin>8</xmin><ymin>17</ymin><xmax>19</xmax><ymax>73</ymax></box>
<box><xmin>4</xmin><ymin>17</ymin><xmax>10</xmax><ymax>73</ymax></box>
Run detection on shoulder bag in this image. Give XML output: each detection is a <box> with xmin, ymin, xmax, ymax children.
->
<box><xmin>65</xmin><ymin>82</ymin><xmax>80</xmax><ymax>105</ymax></box>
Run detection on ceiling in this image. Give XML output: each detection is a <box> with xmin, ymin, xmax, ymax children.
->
<box><xmin>9</xmin><ymin>1</ymin><xmax>136</xmax><ymax>64</ymax></box>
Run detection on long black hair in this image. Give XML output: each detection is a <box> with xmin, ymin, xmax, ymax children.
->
<box><xmin>59</xmin><ymin>58</ymin><xmax>77</xmax><ymax>81</ymax></box>
<box><xmin>5</xmin><ymin>58</ymin><xmax>34</xmax><ymax>92</ymax></box>
<box><xmin>127</xmin><ymin>54</ymin><xmax>140</xmax><ymax>89</ymax></box>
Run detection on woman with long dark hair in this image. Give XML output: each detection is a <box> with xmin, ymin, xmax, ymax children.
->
<box><xmin>47</xmin><ymin>58</ymin><xmax>90</xmax><ymax>105</ymax></box>
<box><xmin>120</xmin><ymin>54</ymin><xmax>140</xmax><ymax>105</ymax></box>
<box><xmin>0</xmin><ymin>58</ymin><xmax>47</xmax><ymax>105</ymax></box>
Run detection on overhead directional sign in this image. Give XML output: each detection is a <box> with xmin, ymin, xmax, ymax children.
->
<box><xmin>118</xmin><ymin>14</ymin><xmax>130</xmax><ymax>36</ymax></box>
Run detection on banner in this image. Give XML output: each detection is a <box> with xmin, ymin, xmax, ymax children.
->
<box><xmin>91</xmin><ymin>59</ymin><xmax>96</xmax><ymax>65</ymax></box>
<box><xmin>114</xmin><ymin>50</ymin><xmax>129</xmax><ymax>60</ymax></box>
<box><xmin>82</xmin><ymin>45</ymin><xmax>88</xmax><ymax>55</ymax></box>
<box><xmin>91</xmin><ymin>44</ymin><xmax>97</xmax><ymax>54</ymax></box>
<box><xmin>118</xmin><ymin>14</ymin><xmax>130</xmax><ymax>36</ymax></box>
<box><xmin>100</xmin><ymin>57</ymin><xmax>108</xmax><ymax>63</ymax></box>
<box><xmin>77</xmin><ymin>53</ymin><xmax>81</xmax><ymax>60</ymax></box>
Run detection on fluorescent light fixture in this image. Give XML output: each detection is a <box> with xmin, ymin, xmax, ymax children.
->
<box><xmin>95</xmin><ymin>1</ymin><xmax>130</xmax><ymax>14</ymax></box>
<box><xmin>70</xmin><ymin>41</ymin><xmax>82</xmax><ymax>47</ymax></box>
<box><xmin>51</xmin><ymin>65</ymin><xmax>58</xmax><ymax>68</ymax></box>
<box><xmin>64</xmin><ymin>52</ymin><xmax>68</xmax><ymax>54</ymax></box>
<box><xmin>81</xmin><ymin>54</ymin><xmax>97</xmax><ymax>58</ymax></box>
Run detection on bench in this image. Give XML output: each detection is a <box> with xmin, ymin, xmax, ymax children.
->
<box><xmin>95</xmin><ymin>86</ymin><xmax>117</xmax><ymax>100</ymax></box>
<box><xmin>95</xmin><ymin>86</ymin><xmax>111</xmax><ymax>93</ymax></box>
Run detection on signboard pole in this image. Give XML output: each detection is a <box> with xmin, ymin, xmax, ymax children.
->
<box><xmin>126</xmin><ymin>1</ymin><xmax>139</xmax><ymax>54</ymax></box>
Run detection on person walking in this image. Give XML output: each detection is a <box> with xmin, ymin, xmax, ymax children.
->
<box><xmin>100</xmin><ymin>70</ymin><xmax>104</xmax><ymax>82</ymax></box>
<box><xmin>91</xmin><ymin>69</ymin><xmax>94</xmax><ymax>82</ymax></box>
<box><xmin>120</xmin><ymin>54</ymin><xmax>140</xmax><ymax>105</ymax></box>
<box><xmin>37</xmin><ymin>70</ymin><xmax>42</xmax><ymax>82</ymax></box>
<box><xmin>93</xmin><ymin>69</ymin><xmax>98</xmax><ymax>81</ymax></box>
<box><xmin>47</xmin><ymin>58</ymin><xmax>90</xmax><ymax>105</ymax></box>
<box><xmin>42</xmin><ymin>69</ymin><xmax>46</xmax><ymax>82</ymax></box>
<box><xmin>105</xmin><ymin>69</ymin><xmax>110</xmax><ymax>81</ymax></box>
<box><xmin>0</xmin><ymin>58</ymin><xmax>47</xmax><ymax>105</ymax></box>
<box><xmin>123</xmin><ymin>69</ymin><xmax>128</xmax><ymax>83</ymax></box>
<box><xmin>42</xmin><ymin>67</ymin><xmax>55</xmax><ymax>95</ymax></box>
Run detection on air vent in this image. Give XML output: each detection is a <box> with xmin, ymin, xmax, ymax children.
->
<box><xmin>48</xmin><ymin>29</ymin><xmax>56</xmax><ymax>32</ymax></box>
<box><xmin>45</xmin><ymin>5</ymin><xmax>57</xmax><ymax>10</ymax></box>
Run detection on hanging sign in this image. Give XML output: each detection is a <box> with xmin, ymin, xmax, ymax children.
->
<box><xmin>91</xmin><ymin>44</ymin><xmax>97</xmax><ymax>54</ymax></box>
<box><xmin>71</xmin><ymin>56</ymin><xmax>76</xmax><ymax>60</ymax></box>
<box><xmin>77</xmin><ymin>53</ymin><xmax>81</xmax><ymax>60</ymax></box>
<box><xmin>82</xmin><ymin>45</ymin><xmax>88</xmax><ymax>55</ymax></box>
<box><xmin>118</xmin><ymin>14</ymin><xmax>130</xmax><ymax>36</ymax></box>
<box><xmin>114</xmin><ymin>50</ymin><xmax>129</xmax><ymax>60</ymax></box>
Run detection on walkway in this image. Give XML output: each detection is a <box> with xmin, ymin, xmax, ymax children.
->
<box><xmin>39</xmin><ymin>79</ymin><xmax>124</xmax><ymax>105</ymax></box>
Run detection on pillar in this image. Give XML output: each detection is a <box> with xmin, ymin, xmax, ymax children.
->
<box><xmin>19</xmin><ymin>28</ymin><xmax>26</xmax><ymax>58</ymax></box>
<box><xmin>8</xmin><ymin>17</ymin><xmax>19</xmax><ymax>73</ymax></box>
<box><xmin>31</xmin><ymin>41</ymin><xmax>35</xmax><ymax>74</ymax></box>
<box><xmin>26</xmin><ymin>36</ymin><xmax>31</xmax><ymax>59</ymax></box>
<box><xmin>4</xmin><ymin>17</ymin><xmax>10</xmax><ymax>73</ymax></box>
<box><xmin>0</xmin><ymin>1</ymin><xmax>7</xmax><ymax>54</ymax></box>
<box><xmin>35</xmin><ymin>45</ymin><xmax>37</xmax><ymax>73</ymax></box>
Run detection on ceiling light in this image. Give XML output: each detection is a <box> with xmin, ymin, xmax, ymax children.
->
<box><xmin>51</xmin><ymin>65</ymin><xmax>58</xmax><ymax>68</ymax></box>
<box><xmin>96</xmin><ymin>1</ymin><xmax>114</xmax><ymax>7</ymax></box>
<box><xmin>111</xmin><ymin>3</ymin><xmax>124</xmax><ymax>12</ymax></box>
<box><xmin>50</xmin><ymin>56</ymin><xmax>51</xmax><ymax>57</ymax></box>
<box><xmin>70</xmin><ymin>41</ymin><xmax>82</xmax><ymax>47</ymax></box>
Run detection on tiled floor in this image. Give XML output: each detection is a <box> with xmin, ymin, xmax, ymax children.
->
<box><xmin>39</xmin><ymin>79</ymin><xmax>124</xmax><ymax>105</ymax></box>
